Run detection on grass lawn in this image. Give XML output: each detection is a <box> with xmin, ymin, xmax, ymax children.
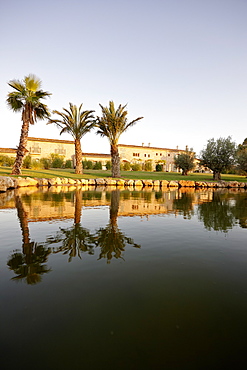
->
<box><xmin>1</xmin><ymin>166</ymin><xmax>246</xmax><ymax>182</ymax></box>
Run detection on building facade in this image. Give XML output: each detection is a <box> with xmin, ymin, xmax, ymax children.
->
<box><xmin>1</xmin><ymin>138</ymin><xmax>205</xmax><ymax>172</ymax></box>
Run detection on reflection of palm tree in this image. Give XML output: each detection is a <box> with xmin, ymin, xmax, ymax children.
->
<box><xmin>7</xmin><ymin>195</ymin><xmax>51</xmax><ymax>284</ymax></box>
<box><xmin>46</xmin><ymin>188</ymin><xmax>95</xmax><ymax>261</ymax></box>
<box><xmin>94</xmin><ymin>190</ymin><xmax>141</xmax><ymax>263</ymax></box>
<box><xmin>47</xmin><ymin>189</ymin><xmax>141</xmax><ymax>263</ymax></box>
<box><xmin>47</xmin><ymin>224</ymin><xmax>95</xmax><ymax>262</ymax></box>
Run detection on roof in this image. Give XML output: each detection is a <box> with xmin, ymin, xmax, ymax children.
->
<box><xmin>0</xmin><ymin>147</ymin><xmax>17</xmax><ymax>153</ymax></box>
<box><xmin>82</xmin><ymin>153</ymin><xmax>111</xmax><ymax>158</ymax></box>
<box><xmin>118</xmin><ymin>143</ymin><xmax>185</xmax><ymax>152</ymax></box>
<box><xmin>27</xmin><ymin>137</ymin><xmax>74</xmax><ymax>144</ymax></box>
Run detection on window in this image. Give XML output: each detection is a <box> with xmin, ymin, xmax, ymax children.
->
<box><xmin>148</xmin><ymin>154</ymin><xmax>150</xmax><ymax>158</ymax></box>
<box><xmin>133</xmin><ymin>153</ymin><xmax>140</xmax><ymax>157</ymax></box>
<box><xmin>156</xmin><ymin>153</ymin><xmax>158</xmax><ymax>156</ymax></box>
<box><xmin>30</xmin><ymin>144</ymin><xmax>41</xmax><ymax>154</ymax></box>
<box><xmin>160</xmin><ymin>153</ymin><xmax>162</xmax><ymax>156</ymax></box>
<box><xmin>55</xmin><ymin>144</ymin><xmax>66</xmax><ymax>155</ymax></box>
<box><xmin>168</xmin><ymin>153</ymin><xmax>170</xmax><ymax>157</ymax></box>
<box><xmin>144</xmin><ymin>154</ymin><xmax>146</xmax><ymax>157</ymax></box>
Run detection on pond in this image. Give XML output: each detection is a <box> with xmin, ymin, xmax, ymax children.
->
<box><xmin>1</xmin><ymin>186</ymin><xmax>247</xmax><ymax>369</ymax></box>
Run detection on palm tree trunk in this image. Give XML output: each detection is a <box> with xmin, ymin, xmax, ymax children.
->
<box><xmin>111</xmin><ymin>145</ymin><xmax>120</xmax><ymax>178</ymax></box>
<box><xmin>75</xmin><ymin>138</ymin><xmax>83</xmax><ymax>174</ymax></box>
<box><xmin>11</xmin><ymin>119</ymin><xmax>29</xmax><ymax>175</ymax></box>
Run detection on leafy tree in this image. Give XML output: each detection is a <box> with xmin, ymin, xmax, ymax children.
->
<box><xmin>48</xmin><ymin>103</ymin><xmax>95</xmax><ymax>174</ymax></box>
<box><xmin>174</xmin><ymin>149</ymin><xmax>195</xmax><ymax>175</ymax></box>
<box><xmin>200</xmin><ymin>137</ymin><xmax>236</xmax><ymax>181</ymax></box>
<box><xmin>6</xmin><ymin>74</ymin><xmax>51</xmax><ymax>175</ymax></box>
<box><xmin>236</xmin><ymin>139</ymin><xmax>247</xmax><ymax>174</ymax></box>
<box><xmin>96</xmin><ymin>101</ymin><xmax>143</xmax><ymax>178</ymax></box>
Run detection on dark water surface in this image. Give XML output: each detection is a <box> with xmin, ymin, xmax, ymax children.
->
<box><xmin>1</xmin><ymin>186</ymin><xmax>247</xmax><ymax>369</ymax></box>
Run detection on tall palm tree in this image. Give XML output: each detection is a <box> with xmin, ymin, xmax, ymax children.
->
<box><xmin>48</xmin><ymin>103</ymin><xmax>95</xmax><ymax>174</ymax></box>
<box><xmin>6</xmin><ymin>74</ymin><xmax>51</xmax><ymax>175</ymax></box>
<box><xmin>96</xmin><ymin>101</ymin><xmax>143</xmax><ymax>178</ymax></box>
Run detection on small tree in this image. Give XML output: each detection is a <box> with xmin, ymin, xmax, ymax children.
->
<box><xmin>236</xmin><ymin>140</ymin><xmax>247</xmax><ymax>174</ymax></box>
<box><xmin>201</xmin><ymin>137</ymin><xmax>237</xmax><ymax>181</ymax></box>
<box><xmin>174</xmin><ymin>149</ymin><xmax>195</xmax><ymax>175</ymax></box>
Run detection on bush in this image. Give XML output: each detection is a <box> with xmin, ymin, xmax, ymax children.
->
<box><xmin>23</xmin><ymin>155</ymin><xmax>32</xmax><ymax>169</ymax></box>
<box><xmin>106</xmin><ymin>161</ymin><xmax>112</xmax><ymax>170</ymax></box>
<box><xmin>123</xmin><ymin>162</ymin><xmax>131</xmax><ymax>171</ymax></box>
<box><xmin>0</xmin><ymin>155</ymin><xmax>15</xmax><ymax>167</ymax></box>
<box><xmin>65</xmin><ymin>159</ymin><xmax>72</xmax><ymax>169</ymax></box>
<box><xmin>50</xmin><ymin>153</ymin><xmax>65</xmax><ymax>168</ymax></box>
<box><xmin>144</xmin><ymin>160</ymin><xmax>153</xmax><ymax>171</ymax></box>
<box><xmin>156</xmin><ymin>163</ymin><xmax>163</xmax><ymax>172</ymax></box>
<box><xmin>82</xmin><ymin>160</ymin><xmax>93</xmax><ymax>169</ymax></box>
<box><xmin>93</xmin><ymin>161</ymin><xmax>102</xmax><ymax>170</ymax></box>
<box><xmin>131</xmin><ymin>163</ymin><xmax>142</xmax><ymax>171</ymax></box>
<box><xmin>40</xmin><ymin>157</ymin><xmax>51</xmax><ymax>169</ymax></box>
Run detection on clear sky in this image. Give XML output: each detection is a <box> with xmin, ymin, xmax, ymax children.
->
<box><xmin>0</xmin><ymin>0</ymin><xmax>246</xmax><ymax>157</ymax></box>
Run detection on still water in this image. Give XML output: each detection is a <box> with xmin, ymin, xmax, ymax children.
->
<box><xmin>1</xmin><ymin>186</ymin><xmax>247</xmax><ymax>369</ymax></box>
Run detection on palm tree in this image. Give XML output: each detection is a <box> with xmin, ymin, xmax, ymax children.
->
<box><xmin>96</xmin><ymin>101</ymin><xmax>143</xmax><ymax>178</ymax></box>
<box><xmin>6</xmin><ymin>74</ymin><xmax>51</xmax><ymax>175</ymax></box>
<box><xmin>48</xmin><ymin>103</ymin><xmax>95</xmax><ymax>174</ymax></box>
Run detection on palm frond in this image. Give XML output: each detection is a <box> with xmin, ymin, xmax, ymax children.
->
<box><xmin>96</xmin><ymin>101</ymin><xmax>143</xmax><ymax>145</ymax></box>
<box><xmin>48</xmin><ymin>103</ymin><xmax>95</xmax><ymax>140</ymax></box>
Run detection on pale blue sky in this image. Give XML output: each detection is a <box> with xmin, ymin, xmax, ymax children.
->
<box><xmin>0</xmin><ymin>0</ymin><xmax>246</xmax><ymax>156</ymax></box>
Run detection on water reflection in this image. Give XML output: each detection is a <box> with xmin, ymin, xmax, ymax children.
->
<box><xmin>3</xmin><ymin>187</ymin><xmax>247</xmax><ymax>284</ymax></box>
<box><xmin>197</xmin><ymin>191</ymin><xmax>247</xmax><ymax>232</ymax></box>
<box><xmin>94</xmin><ymin>190</ymin><xmax>140</xmax><ymax>263</ymax></box>
<box><xmin>47</xmin><ymin>189</ymin><xmax>141</xmax><ymax>263</ymax></box>
<box><xmin>7</xmin><ymin>194</ymin><xmax>51</xmax><ymax>284</ymax></box>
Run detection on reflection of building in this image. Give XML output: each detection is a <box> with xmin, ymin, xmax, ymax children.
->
<box><xmin>1</xmin><ymin>187</ymin><xmax>215</xmax><ymax>221</ymax></box>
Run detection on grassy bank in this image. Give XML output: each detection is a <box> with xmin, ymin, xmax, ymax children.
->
<box><xmin>1</xmin><ymin>166</ymin><xmax>247</xmax><ymax>182</ymax></box>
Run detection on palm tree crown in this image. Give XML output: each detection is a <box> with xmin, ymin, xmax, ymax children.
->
<box><xmin>7</xmin><ymin>74</ymin><xmax>51</xmax><ymax>124</ymax></box>
<box><xmin>96</xmin><ymin>101</ymin><xmax>143</xmax><ymax>177</ymax></box>
<box><xmin>49</xmin><ymin>103</ymin><xmax>95</xmax><ymax>140</ymax></box>
<box><xmin>96</xmin><ymin>101</ymin><xmax>143</xmax><ymax>146</ymax></box>
<box><xmin>7</xmin><ymin>74</ymin><xmax>51</xmax><ymax>175</ymax></box>
<box><xmin>48</xmin><ymin>103</ymin><xmax>95</xmax><ymax>174</ymax></box>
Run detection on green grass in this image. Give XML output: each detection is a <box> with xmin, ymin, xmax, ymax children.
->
<box><xmin>1</xmin><ymin>166</ymin><xmax>247</xmax><ymax>182</ymax></box>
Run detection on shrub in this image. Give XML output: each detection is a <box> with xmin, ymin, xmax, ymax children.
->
<box><xmin>0</xmin><ymin>155</ymin><xmax>15</xmax><ymax>167</ymax></box>
<box><xmin>23</xmin><ymin>155</ymin><xmax>32</xmax><ymax>169</ymax></box>
<box><xmin>65</xmin><ymin>159</ymin><xmax>72</xmax><ymax>169</ymax></box>
<box><xmin>123</xmin><ymin>162</ymin><xmax>131</xmax><ymax>171</ymax></box>
<box><xmin>131</xmin><ymin>163</ymin><xmax>142</xmax><ymax>171</ymax></box>
<box><xmin>93</xmin><ymin>161</ymin><xmax>102</xmax><ymax>170</ymax></box>
<box><xmin>156</xmin><ymin>163</ymin><xmax>163</xmax><ymax>172</ymax></box>
<box><xmin>40</xmin><ymin>157</ymin><xmax>51</xmax><ymax>169</ymax></box>
<box><xmin>50</xmin><ymin>153</ymin><xmax>65</xmax><ymax>168</ymax></box>
<box><xmin>106</xmin><ymin>161</ymin><xmax>112</xmax><ymax>170</ymax></box>
<box><xmin>82</xmin><ymin>160</ymin><xmax>93</xmax><ymax>169</ymax></box>
<box><xmin>144</xmin><ymin>160</ymin><xmax>153</xmax><ymax>171</ymax></box>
